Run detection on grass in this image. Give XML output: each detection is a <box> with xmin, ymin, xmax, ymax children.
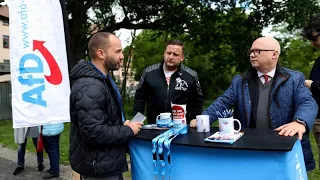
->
<box><xmin>0</xmin><ymin>119</ymin><xmax>319</xmax><ymax>179</ymax></box>
<box><xmin>308</xmin><ymin>134</ymin><xmax>320</xmax><ymax>179</ymax></box>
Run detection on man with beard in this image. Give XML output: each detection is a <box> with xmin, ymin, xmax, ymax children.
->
<box><xmin>69</xmin><ymin>32</ymin><xmax>143</xmax><ymax>180</ymax></box>
<box><xmin>133</xmin><ymin>39</ymin><xmax>203</xmax><ymax>124</ymax></box>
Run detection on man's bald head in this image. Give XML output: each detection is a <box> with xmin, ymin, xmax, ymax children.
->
<box><xmin>249</xmin><ymin>37</ymin><xmax>281</xmax><ymax>73</ymax></box>
<box><xmin>253</xmin><ymin>37</ymin><xmax>281</xmax><ymax>57</ymax></box>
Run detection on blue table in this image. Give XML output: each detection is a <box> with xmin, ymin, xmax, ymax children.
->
<box><xmin>129</xmin><ymin>127</ymin><xmax>307</xmax><ymax>180</ymax></box>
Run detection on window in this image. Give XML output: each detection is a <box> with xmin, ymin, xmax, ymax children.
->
<box><xmin>2</xmin><ymin>20</ymin><xmax>9</xmax><ymax>26</ymax></box>
<box><xmin>3</xmin><ymin>60</ymin><xmax>9</xmax><ymax>63</ymax></box>
<box><xmin>3</xmin><ymin>35</ymin><xmax>9</xmax><ymax>48</ymax></box>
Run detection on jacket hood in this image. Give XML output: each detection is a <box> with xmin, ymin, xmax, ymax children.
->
<box><xmin>70</xmin><ymin>59</ymin><xmax>103</xmax><ymax>82</ymax></box>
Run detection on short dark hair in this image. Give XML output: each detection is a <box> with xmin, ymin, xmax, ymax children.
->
<box><xmin>166</xmin><ymin>39</ymin><xmax>184</xmax><ymax>54</ymax></box>
<box><xmin>88</xmin><ymin>32</ymin><xmax>113</xmax><ymax>59</ymax></box>
<box><xmin>302</xmin><ymin>13</ymin><xmax>320</xmax><ymax>40</ymax></box>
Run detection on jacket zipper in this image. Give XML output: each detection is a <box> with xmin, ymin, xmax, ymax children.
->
<box><xmin>268</xmin><ymin>76</ymin><xmax>288</xmax><ymax>128</ymax></box>
<box><xmin>242</xmin><ymin>81</ymin><xmax>249</xmax><ymax>127</ymax></box>
<box><xmin>164</xmin><ymin>70</ymin><xmax>175</xmax><ymax>111</ymax></box>
<box><xmin>165</xmin><ymin>85</ymin><xmax>169</xmax><ymax>110</ymax></box>
<box><xmin>93</xmin><ymin>152</ymin><xmax>97</xmax><ymax>175</ymax></box>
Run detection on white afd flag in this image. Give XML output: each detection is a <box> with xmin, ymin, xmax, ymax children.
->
<box><xmin>8</xmin><ymin>0</ymin><xmax>70</xmax><ymax>128</ymax></box>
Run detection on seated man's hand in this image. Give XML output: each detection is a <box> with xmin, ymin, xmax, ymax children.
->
<box><xmin>190</xmin><ymin>119</ymin><xmax>197</xmax><ymax>128</ymax></box>
<box><xmin>274</xmin><ymin>121</ymin><xmax>306</xmax><ymax>140</ymax></box>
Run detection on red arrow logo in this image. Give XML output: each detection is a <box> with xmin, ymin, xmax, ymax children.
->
<box><xmin>33</xmin><ymin>40</ymin><xmax>62</xmax><ymax>85</ymax></box>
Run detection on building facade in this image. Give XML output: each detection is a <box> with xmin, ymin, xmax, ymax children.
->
<box><xmin>0</xmin><ymin>5</ymin><xmax>9</xmax><ymax>76</ymax></box>
<box><xmin>0</xmin><ymin>5</ymin><xmax>11</xmax><ymax>120</ymax></box>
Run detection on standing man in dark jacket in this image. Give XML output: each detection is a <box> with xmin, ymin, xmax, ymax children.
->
<box><xmin>303</xmin><ymin>13</ymin><xmax>320</xmax><ymax>169</ymax></box>
<box><xmin>69</xmin><ymin>32</ymin><xmax>143</xmax><ymax>180</ymax></box>
<box><xmin>134</xmin><ymin>39</ymin><xmax>203</xmax><ymax>124</ymax></box>
<box><xmin>190</xmin><ymin>37</ymin><xmax>318</xmax><ymax>171</ymax></box>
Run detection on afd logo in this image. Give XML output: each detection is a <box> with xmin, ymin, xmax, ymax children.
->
<box><xmin>18</xmin><ymin>40</ymin><xmax>62</xmax><ymax>107</ymax></box>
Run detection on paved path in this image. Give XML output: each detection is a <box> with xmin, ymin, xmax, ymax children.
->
<box><xmin>0</xmin><ymin>144</ymin><xmax>73</xmax><ymax>180</ymax></box>
<box><xmin>0</xmin><ymin>144</ymin><xmax>131</xmax><ymax>180</ymax></box>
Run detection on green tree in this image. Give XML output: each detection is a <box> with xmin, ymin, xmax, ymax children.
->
<box><xmin>66</xmin><ymin>0</ymin><xmax>212</xmax><ymax>68</ymax></box>
<box><xmin>278</xmin><ymin>35</ymin><xmax>320</xmax><ymax>77</ymax></box>
<box><xmin>63</xmin><ymin>0</ymin><xmax>320</xmax><ymax>69</ymax></box>
<box><xmin>129</xmin><ymin>30</ymin><xmax>166</xmax><ymax>80</ymax></box>
<box><xmin>129</xmin><ymin>4</ymin><xmax>266</xmax><ymax>98</ymax></box>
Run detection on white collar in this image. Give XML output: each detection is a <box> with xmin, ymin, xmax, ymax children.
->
<box><xmin>257</xmin><ymin>67</ymin><xmax>276</xmax><ymax>78</ymax></box>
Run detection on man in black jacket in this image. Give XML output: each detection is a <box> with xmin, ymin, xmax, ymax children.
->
<box><xmin>303</xmin><ymin>13</ymin><xmax>320</xmax><ymax>169</ymax></box>
<box><xmin>134</xmin><ymin>39</ymin><xmax>203</xmax><ymax>124</ymax></box>
<box><xmin>69</xmin><ymin>32</ymin><xmax>143</xmax><ymax>179</ymax></box>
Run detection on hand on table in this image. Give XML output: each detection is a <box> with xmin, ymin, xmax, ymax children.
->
<box><xmin>190</xmin><ymin>119</ymin><xmax>197</xmax><ymax>128</ymax></box>
<box><xmin>305</xmin><ymin>80</ymin><xmax>313</xmax><ymax>89</ymax></box>
<box><xmin>274</xmin><ymin>121</ymin><xmax>306</xmax><ymax>140</ymax></box>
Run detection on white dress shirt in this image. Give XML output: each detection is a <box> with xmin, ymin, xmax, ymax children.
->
<box><xmin>257</xmin><ymin>67</ymin><xmax>276</xmax><ymax>84</ymax></box>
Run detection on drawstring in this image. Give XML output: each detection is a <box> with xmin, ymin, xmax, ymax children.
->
<box><xmin>152</xmin><ymin>129</ymin><xmax>172</xmax><ymax>180</ymax></box>
<box><xmin>151</xmin><ymin>126</ymin><xmax>187</xmax><ymax>180</ymax></box>
<box><xmin>164</xmin><ymin>126</ymin><xmax>187</xmax><ymax>179</ymax></box>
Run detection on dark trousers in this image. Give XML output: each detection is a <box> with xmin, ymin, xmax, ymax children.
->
<box><xmin>81</xmin><ymin>174</ymin><xmax>123</xmax><ymax>180</ymax></box>
<box><xmin>313</xmin><ymin>131</ymin><xmax>320</xmax><ymax>169</ymax></box>
<box><xmin>313</xmin><ymin>119</ymin><xmax>320</xmax><ymax>169</ymax></box>
<box><xmin>43</xmin><ymin>134</ymin><xmax>60</xmax><ymax>174</ymax></box>
<box><xmin>17</xmin><ymin>137</ymin><xmax>43</xmax><ymax>167</ymax></box>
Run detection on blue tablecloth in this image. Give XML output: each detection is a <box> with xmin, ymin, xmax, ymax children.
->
<box><xmin>129</xmin><ymin>138</ymin><xmax>307</xmax><ymax>180</ymax></box>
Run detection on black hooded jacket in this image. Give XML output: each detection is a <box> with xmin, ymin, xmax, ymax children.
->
<box><xmin>134</xmin><ymin>61</ymin><xmax>203</xmax><ymax>124</ymax></box>
<box><xmin>69</xmin><ymin>60</ymin><xmax>133</xmax><ymax>178</ymax></box>
<box><xmin>309</xmin><ymin>57</ymin><xmax>320</xmax><ymax>118</ymax></box>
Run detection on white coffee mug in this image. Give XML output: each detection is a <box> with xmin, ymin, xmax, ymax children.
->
<box><xmin>156</xmin><ymin>112</ymin><xmax>172</xmax><ymax>122</ymax></box>
<box><xmin>218</xmin><ymin>117</ymin><xmax>241</xmax><ymax>135</ymax></box>
<box><xmin>196</xmin><ymin>115</ymin><xmax>210</xmax><ymax>132</ymax></box>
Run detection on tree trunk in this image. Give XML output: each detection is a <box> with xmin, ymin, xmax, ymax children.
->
<box><xmin>69</xmin><ymin>19</ymin><xmax>87</xmax><ymax>68</ymax></box>
<box><xmin>121</xmin><ymin>30</ymin><xmax>137</xmax><ymax>99</ymax></box>
<box><xmin>67</xmin><ymin>1</ymin><xmax>89</xmax><ymax>70</ymax></box>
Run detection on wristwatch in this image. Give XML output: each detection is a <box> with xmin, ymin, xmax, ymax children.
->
<box><xmin>294</xmin><ymin>119</ymin><xmax>306</xmax><ymax>126</ymax></box>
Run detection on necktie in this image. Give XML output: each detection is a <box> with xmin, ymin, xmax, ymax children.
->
<box><xmin>263</xmin><ymin>75</ymin><xmax>269</xmax><ymax>84</ymax></box>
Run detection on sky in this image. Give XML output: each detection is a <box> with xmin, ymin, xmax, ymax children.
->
<box><xmin>1</xmin><ymin>0</ymin><xmax>275</xmax><ymax>47</ymax></box>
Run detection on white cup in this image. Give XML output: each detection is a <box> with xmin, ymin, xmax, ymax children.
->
<box><xmin>156</xmin><ymin>112</ymin><xmax>172</xmax><ymax>122</ymax></box>
<box><xmin>218</xmin><ymin>117</ymin><xmax>241</xmax><ymax>135</ymax></box>
<box><xmin>196</xmin><ymin>115</ymin><xmax>210</xmax><ymax>132</ymax></box>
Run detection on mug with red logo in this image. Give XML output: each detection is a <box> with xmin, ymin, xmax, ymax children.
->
<box><xmin>171</xmin><ymin>103</ymin><xmax>187</xmax><ymax>126</ymax></box>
